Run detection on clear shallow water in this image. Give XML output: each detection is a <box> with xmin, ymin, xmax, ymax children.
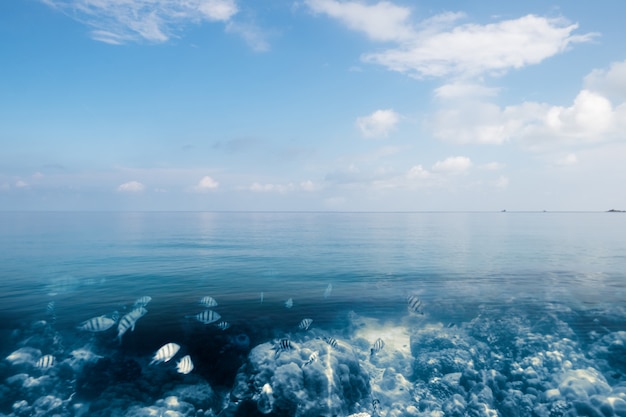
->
<box><xmin>1</xmin><ymin>211</ymin><xmax>626</xmax><ymax>417</ymax></box>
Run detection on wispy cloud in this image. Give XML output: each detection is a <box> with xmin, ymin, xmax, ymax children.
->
<box><xmin>355</xmin><ymin>109</ymin><xmax>400</xmax><ymax>138</ymax></box>
<box><xmin>42</xmin><ymin>0</ymin><xmax>239</xmax><ymax>44</ymax></box>
<box><xmin>305</xmin><ymin>1</ymin><xmax>596</xmax><ymax>78</ymax></box>
<box><xmin>117</xmin><ymin>180</ymin><xmax>145</xmax><ymax>192</ymax></box>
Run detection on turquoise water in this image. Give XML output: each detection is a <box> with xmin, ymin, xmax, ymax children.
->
<box><xmin>1</xmin><ymin>212</ymin><xmax>625</xmax><ymax>417</ymax></box>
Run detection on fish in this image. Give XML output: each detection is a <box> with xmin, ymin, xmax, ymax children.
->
<box><xmin>78</xmin><ymin>315</ymin><xmax>116</xmax><ymax>332</ymax></box>
<box><xmin>274</xmin><ymin>338</ymin><xmax>296</xmax><ymax>357</ymax></box>
<box><xmin>215</xmin><ymin>321</ymin><xmax>231</xmax><ymax>331</ymax></box>
<box><xmin>407</xmin><ymin>294</ymin><xmax>424</xmax><ymax>315</ymax></box>
<box><xmin>117</xmin><ymin>307</ymin><xmax>148</xmax><ymax>342</ymax></box>
<box><xmin>370</xmin><ymin>338</ymin><xmax>384</xmax><ymax>355</ymax></box>
<box><xmin>285</xmin><ymin>298</ymin><xmax>293</xmax><ymax>309</ymax></box>
<box><xmin>199</xmin><ymin>296</ymin><xmax>218</xmax><ymax>308</ymax></box>
<box><xmin>187</xmin><ymin>310</ymin><xmax>221</xmax><ymax>324</ymax></box>
<box><xmin>372</xmin><ymin>398</ymin><xmax>381</xmax><ymax>416</ymax></box>
<box><xmin>298</xmin><ymin>318</ymin><xmax>313</xmax><ymax>330</ymax></box>
<box><xmin>323</xmin><ymin>336</ymin><xmax>338</xmax><ymax>348</ymax></box>
<box><xmin>303</xmin><ymin>351</ymin><xmax>318</xmax><ymax>366</ymax></box>
<box><xmin>324</xmin><ymin>283</ymin><xmax>333</xmax><ymax>298</ymax></box>
<box><xmin>36</xmin><ymin>354</ymin><xmax>56</xmax><ymax>369</ymax></box>
<box><xmin>150</xmin><ymin>342</ymin><xmax>180</xmax><ymax>365</ymax></box>
<box><xmin>133</xmin><ymin>296</ymin><xmax>152</xmax><ymax>308</ymax></box>
<box><xmin>46</xmin><ymin>301</ymin><xmax>56</xmax><ymax>319</ymax></box>
<box><xmin>176</xmin><ymin>355</ymin><xmax>194</xmax><ymax>374</ymax></box>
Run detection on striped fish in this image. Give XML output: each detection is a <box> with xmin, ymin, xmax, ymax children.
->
<box><xmin>150</xmin><ymin>342</ymin><xmax>180</xmax><ymax>365</ymax></box>
<box><xmin>407</xmin><ymin>294</ymin><xmax>424</xmax><ymax>315</ymax></box>
<box><xmin>133</xmin><ymin>296</ymin><xmax>152</xmax><ymax>308</ymax></box>
<box><xmin>176</xmin><ymin>355</ymin><xmax>194</xmax><ymax>374</ymax></box>
<box><xmin>370</xmin><ymin>338</ymin><xmax>384</xmax><ymax>355</ymax></box>
<box><xmin>372</xmin><ymin>399</ymin><xmax>381</xmax><ymax>416</ymax></box>
<box><xmin>46</xmin><ymin>301</ymin><xmax>56</xmax><ymax>322</ymax></box>
<box><xmin>324</xmin><ymin>283</ymin><xmax>333</xmax><ymax>298</ymax></box>
<box><xmin>78</xmin><ymin>315</ymin><xmax>116</xmax><ymax>332</ymax></box>
<box><xmin>298</xmin><ymin>318</ymin><xmax>313</xmax><ymax>330</ymax></box>
<box><xmin>323</xmin><ymin>336</ymin><xmax>338</xmax><ymax>348</ymax></box>
<box><xmin>36</xmin><ymin>354</ymin><xmax>56</xmax><ymax>369</ymax></box>
<box><xmin>199</xmin><ymin>296</ymin><xmax>218</xmax><ymax>308</ymax></box>
<box><xmin>303</xmin><ymin>351</ymin><xmax>318</xmax><ymax>366</ymax></box>
<box><xmin>285</xmin><ymin>298</ymin><xmax>293</xmax><ymax>309</ymax></box>
<box><xmin>187</xmin><ymin>310</ymin><xmax>221</xmax><ymax>324</ymax></box>
<box><xmin>117</xmin><ymin>307</ymin><xmax>148</xmax><ymax>342</ymax></box>
<box><xmin>215</xmin><ymin>321</ymin><xmax>231</xmax><ymax>331</ymax></box>
<box><xmin>273</xmin><ymin>338</ymin><xmax>296</xmax><ymax>358</ymax></box>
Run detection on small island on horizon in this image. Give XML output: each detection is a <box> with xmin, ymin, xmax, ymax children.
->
<box><xmin>607</xmin><ymin>209</ymin><xmax>625</xmax><ymax>212</ymax></box>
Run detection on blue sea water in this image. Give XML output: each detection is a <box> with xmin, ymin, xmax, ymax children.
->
<box><xmin>1</xmin><ymin>211</ymin><xmax>625</xmax><ymax>417</ymax></box>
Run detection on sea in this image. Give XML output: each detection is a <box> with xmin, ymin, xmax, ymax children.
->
<box><xmin>0</xmin><ymin>211</ymin><xmax>625</xmax><ymax>417</ymax></box>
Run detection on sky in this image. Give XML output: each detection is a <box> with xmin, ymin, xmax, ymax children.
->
<box><xmin>1</xmin><ymin>0</ymin><xmax>626</xmax><ymax>211</ymax></box>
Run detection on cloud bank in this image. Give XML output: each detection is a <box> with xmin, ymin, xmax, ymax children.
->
<box><xmin>305</xmin><ymin>0</ymin><xmax>596</xmax><ymax>78</ymax></box>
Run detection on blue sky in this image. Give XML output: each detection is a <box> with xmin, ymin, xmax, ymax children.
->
<box><xmin>1</xmin><ymin>0</ymin><xmax>625</xmax><ymax>211</ymax></box>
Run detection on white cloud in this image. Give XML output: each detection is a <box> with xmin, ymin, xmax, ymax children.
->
<box><xmin>117</xmin><ymin>181</ymin><xmax>145</xmax><ymax>192</ymax></box>
<box><xmin>43</xmin><ymin>0</ymin><xmax>238</xmax><ymax>44</ymax></box>
<box><xmin>305</xmin><ymin>2</ymin><xmax>595</xmax><ymax>79</ymax></box>
<box><xmin>249</xmin><ymin>182</ymin><xmax>294</xmax><ymax>193</ymax></box>
<box><xmin>481</xmin><ymin>162</ymin><xmax>505</xmax><ymax>171</ymax></box>
<box><xmin>406</xmin><ymin>165</ymin><xmax>430</xmax><ymax>180</ymax></box>
<box><xmin>432</xmin><ymin>156</ymin><xmax>472</xmax><ymax>174</ymax></box>
<box><xmin>195</xmin><ymin>176</ymin><xmax>220</xmax><ymax>191</ymax></box>
<box><xmin>584</xmin><ymin>59</ymin><xmax>626</xmax><ymax>101</ymax></box>
<box><xmin>15</xmin><ymin>180</ymin><xmax>29</xmax><ymax>188</ymax></box>
<box><xmin>556</xmin><ymin>153</ymin><xmax>578</xmax><ymax>166</ymax></box>
<box><xmin>432</xmin><ymin>87</ymin><xmax>625</xmax><ymax>148</ymax></box>
<box><xmin>493</xmin><ymin>175</ymin><xmax>509</xmax><ymax>189</ymax></box>
<box><xmin>356</xmin><ymin>109</ymin><xmax>400</xmax><ymax>138</ymax></box>
<box><xmin>225</xmin><ymin>21</ymin><xmax>270</xmax><ymax>52</ymax></box>
<box><xmin>434</xmin><ymin>82</ymin><xmax>499</xmax><ymax>99</ymax></box>
<box><xmin>304</xmin><ymin>0</ymin><xmax>414</xmax><ymax>42</ymax></box>
<box><xmin>248</xmin><ymin>180</ymin><xmax>319</xmax><ymax>193</ymax></box>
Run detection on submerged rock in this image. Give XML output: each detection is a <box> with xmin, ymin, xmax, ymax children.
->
<box><xmin>231</xmin><ymin>336</ymin><xmax>370</xmax><ymax>417</ymax></box>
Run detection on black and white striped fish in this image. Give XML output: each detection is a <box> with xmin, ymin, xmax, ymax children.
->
<box><xmin>133</xmin><ymin>296</ymin><xmax>152</xmax><ymax>308</ymax></box>
<box><xmin>215</xmin><ymin>321</ymin><xmax>231</xmax><ymax>331</ymax></box>
<box><xmin>78</xmin><ymin>315</ymin><xmax>116</xmax><ymax>332</ymax></box>
<box><xmin>117</xmin><ymin>307</ymin><xmax>148</xmax><ymax>342</ymax></box>
<box><xmin>407</xmin><ymin>294</ymin><xmax>424</xmax><ymax>315</ymax></box>
<box><xmin>372</xmin><ymin>398</ymin><xmax>381</xmax><ymax>416</ymax></box>
<box><xmin>150</xmin><ymin>342</ymin><xmax>180</xmax><ymax>365</ymax></box>
<box><xmin>176</xmin><ymin>355</ymin><xmax>194</xmax><ymax>374</ymax></box>
<box><xmin>274</xmin><ymin>338</ymin><xmax>296</xmax><ymax>357</ymax></box>
<box><xmin>36</xmin><ymin>354</ymin><xmax>56</xmax><ymax>369</ymax></box>
<box><xmin>46</xmin><ymin>301</ymin><xmax>56</xmax><ymax>322</ymax></box>
<box><xmin>370</xmin><ymin>338</ymin><xmax>384</xmax><ymax>355</ymax></box>
<box><xmin>187</xmin><ymin>309</ymin><xmax>221</xmax><ymax>324</ymax></box>
<box><xmin>324</xmin><ymin>283</ymin><xmax>333</xmax><ymax>298</ymax></box>
<box><xmin>323</xmin><ymin>336</ymin><xmax>338</xmax><ymax>348</ymax></box>
<box><xmin>199</xmin><ymin>296</ymin><xmax>218</xmax><ymax>308</ymax></box>
<box><xmin>303</xmin><ymin>351</ymin><xmax>318</xmax><ymax>366</ymax></box>
<box><xmin>285</xmin><ymin>298</ymin><xmax>293</xmax><ymax>309</ymax></box>
<box><xmin>298</xmin><ymin>318</ymin><xmax>313</xmax><ymax>330</ymax></box>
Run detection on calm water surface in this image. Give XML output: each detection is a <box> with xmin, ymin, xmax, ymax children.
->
<box><xmin>1</xmin><ymin>211</ymin><xmax>625</xmax><ymax>329</ymax></box>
